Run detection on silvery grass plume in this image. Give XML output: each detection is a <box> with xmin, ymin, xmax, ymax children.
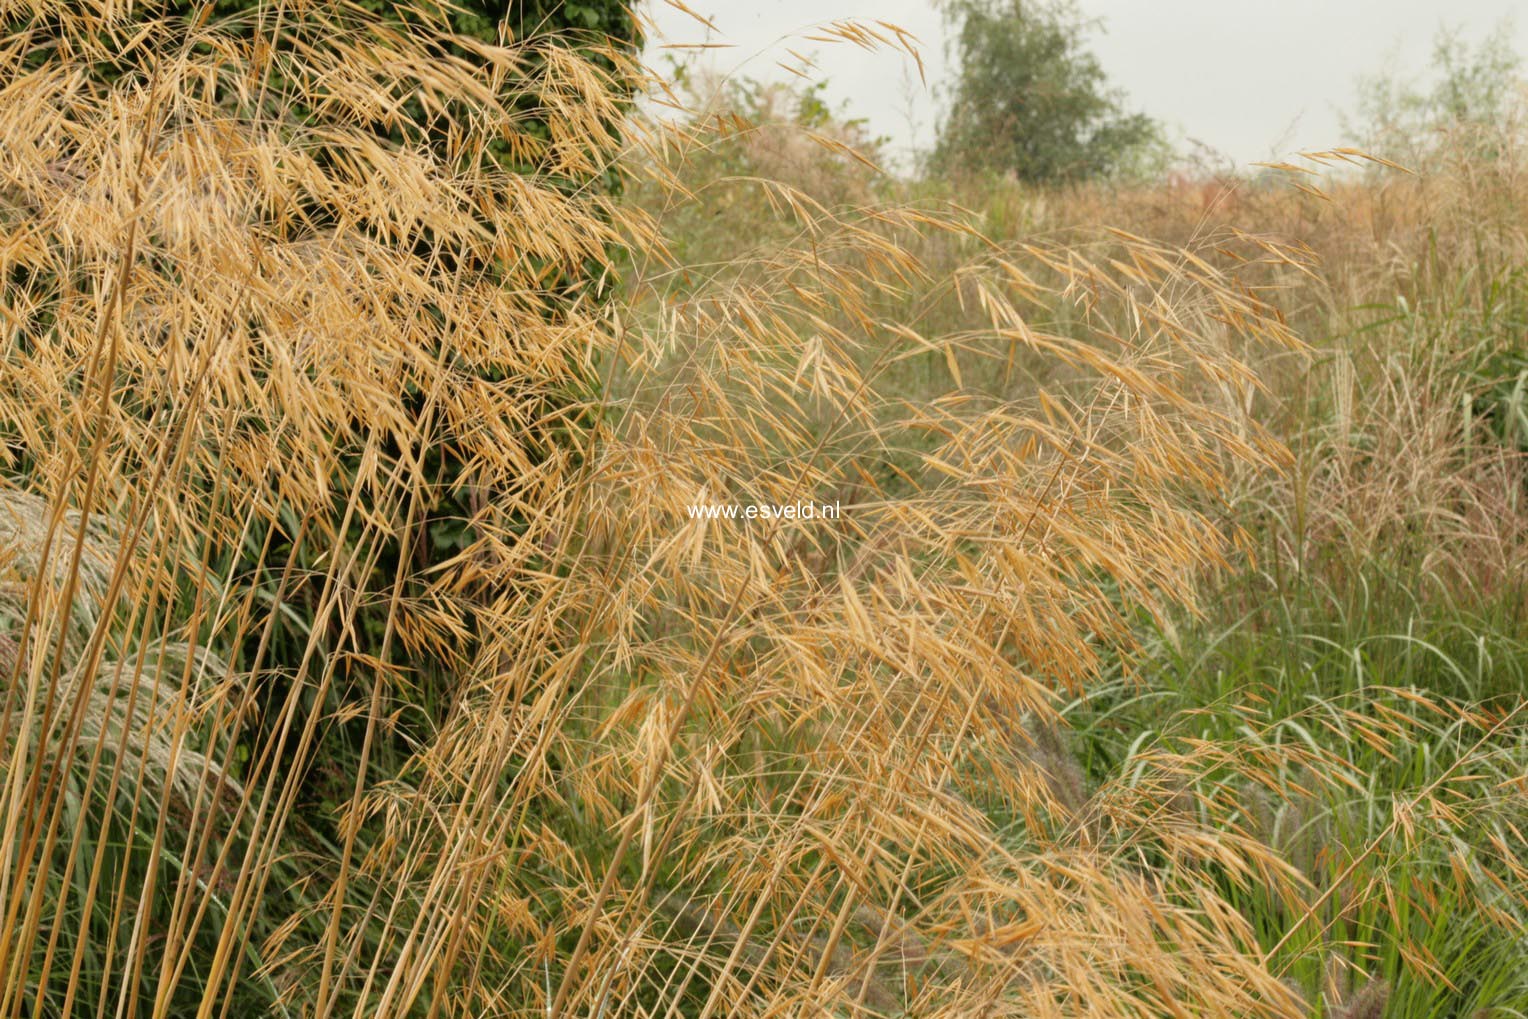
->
<box><xmin>0</xmin><ymin>484</ymin><xmax>116</xmax><ymax>660</ymax></box>
<box><xmin>0</xmin><ymin>485</ymin><xmax>245</xmax><ymax>1013</ymax></box>
<box><xmin>0</xmin><ymin>489</ymin><xmax>239</xmax><ymax>803</ymax></box>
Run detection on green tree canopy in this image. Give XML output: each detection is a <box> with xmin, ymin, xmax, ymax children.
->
<box><xmin>932</xmin><ymin>0</ymin><xmax>1162</xmax><ymax>182</ymax></box>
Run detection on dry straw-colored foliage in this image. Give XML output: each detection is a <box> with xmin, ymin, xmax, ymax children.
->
<box><xmin>0</xmin><ymin>3</ymin><xmax>1522</xmax><ymax>1017</ymax></box>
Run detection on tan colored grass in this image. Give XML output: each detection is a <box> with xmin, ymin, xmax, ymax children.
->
<box><xmin>0</xmin><ymin>4</ymin><xmax>1521</xmax><ymax>1018</ymax></box>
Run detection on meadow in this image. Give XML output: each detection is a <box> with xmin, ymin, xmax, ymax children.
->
<box><xmin>0</xmin><ymin>5</ymin><xmax>1523</xmax><ymax>1017</ymax></box>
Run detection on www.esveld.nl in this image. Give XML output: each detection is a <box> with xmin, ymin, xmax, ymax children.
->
<box><xmin>685</xmin><ymin>501</ymin><xmax>841</xmax><ymax>521</ymax></box>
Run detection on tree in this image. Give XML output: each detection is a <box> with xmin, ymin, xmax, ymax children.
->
<box><xmin>932</xmin><ymin>0</ymin><xmax>1162</xmax><ymax>182</ymax></box>
<box><xmin>1345</xmin><ymin>22</ymin><xmax>1522</xmax><ymax>167</ymax></box>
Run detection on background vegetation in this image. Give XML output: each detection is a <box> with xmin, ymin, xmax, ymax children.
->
<box><xmin>0</xmin><ymin>3</ymin><xmax>1523</xmax><ymax>1018</ymax></box>
<box><xmin>931</xmin><ymin>0</ymin><xmax>1165</xmax><ymax>181</ymax></box>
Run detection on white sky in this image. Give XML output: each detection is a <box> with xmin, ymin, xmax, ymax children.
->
<box><xmin>641</xmin><ymin>0</ymin><xmax>1528</xmax><ymax>171</ymax></box>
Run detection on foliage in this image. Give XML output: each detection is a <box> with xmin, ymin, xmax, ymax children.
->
<box><xmin>1346</xmin><ymin>22</ymin><xmax>1525</xmax><ymax>167</ymax></box>
<box><xmin>931</xmin><ymin>0</ymin><xmax>1164</xmax><ymax>182</ymax></box>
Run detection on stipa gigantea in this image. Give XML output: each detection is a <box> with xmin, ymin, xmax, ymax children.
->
<box><xmin>0</xmin><ymin>1</ymin><xmax>1519</xmax><ymax>1017</ymax></box>
<box><xmin>426</xmin><ymin>25</ymin><xmax>1336</xmax><ymax>1019</ymax></box>
<box><xmin>495</xmin><ymin>51</ymin><xmax>1528</xmax><ymax>1019</ymax></box>
<box><xmin>0</xmin><ymin>1</ymin><xmax>635</xmax><ymax>1015</ymax></box>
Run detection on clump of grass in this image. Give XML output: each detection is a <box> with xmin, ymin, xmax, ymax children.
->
<box><xmin>464</xmin><ymin>36</ymin><xmax>1362</xmax><ymax>1017</ymax></box>
<box><xmin>1</xmin><ymin>1</ymin><xmax>633</xmax><ymax>1014</ymax></box>
<box><xmin>625</xmin><ymin>62</ymin><xmax>1528</xmax><ymax>1016</ymax></box>
<box><xmin>2</xmin><ymin>3</ymin><xmax>1524</xmax><ymax>1017</ymax></box>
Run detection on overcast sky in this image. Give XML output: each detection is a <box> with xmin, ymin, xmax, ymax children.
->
<box><xmin>641</xmin><ymin>0</ymin><xmax>1528</xmax><ymax>170</ymax></box>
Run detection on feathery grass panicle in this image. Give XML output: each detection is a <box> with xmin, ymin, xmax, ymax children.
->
<box><xmin>0</xmin><ymin>3</ymin><xmax>1523</xmax><ymax>1017</ymax></box>
<box><xmin>0</xmin><ymin>2</ymin><xmax>633</xmax><ymax>1014</ymax></box>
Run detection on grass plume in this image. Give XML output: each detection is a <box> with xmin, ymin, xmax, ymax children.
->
<box><xmin>0</xmin><ymin>4</ymin><xmax>1521</xmax><ymax>1018</ymax></box>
